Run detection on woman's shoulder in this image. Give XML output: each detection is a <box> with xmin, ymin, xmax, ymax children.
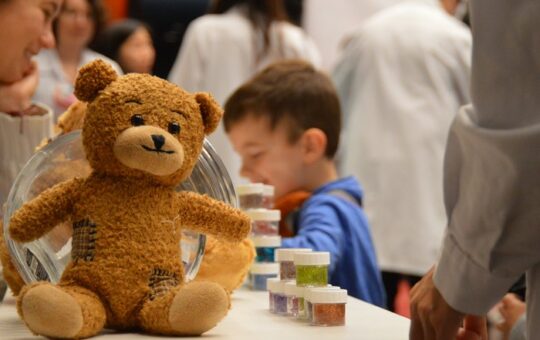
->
<box><xmin>189</xmin><ymin>11</ymin><xmax>250</xmax><ymax>33</ymax></box>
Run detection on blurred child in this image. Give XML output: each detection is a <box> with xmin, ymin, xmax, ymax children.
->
<box><xmin>224</xmin><ymin>60</ymin><xmax>385</xmax><ymax>306</ymax></box>
<box><xmin>92</xmin><ymin>19</ymin><xmax>155</xmax><ymax>74</ymax></box>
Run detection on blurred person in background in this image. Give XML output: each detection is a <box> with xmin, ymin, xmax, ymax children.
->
<box><xmin>32</xmin><ymin>0</ymin><xmax>121</xmax><ymax>119</ymax></box>
<box><xmin>332</xmin><ymin>0</ymin><xmax>471</xmax><ymax>313</ymax></box>
<box><xmin>168</xmin><ymin>0</ymin><xmax>321</xmax><ymax>186</ymax></box>
<box><xmin>0</xmin><ymin>0</ymin><xmax>62</xmax><ymax>208</ymax></box>
<box><xmin>93</xmin><ymin>19</ymin><xmax>155</xmax><ymax>74</ymax></box>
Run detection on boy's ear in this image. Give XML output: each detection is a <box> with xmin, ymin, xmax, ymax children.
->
<box><xmin>195</xmin><ymin>92</ymin><xmax>223</xmax><ymax>135</ymax></box>
<box><xmin>301</xmin><ymin>128</ymin><xmax>327</xmax><ymax>164</ymax></box>
<box><xmin>74</xmin><ymin>59</ymin><xmax>118</xmax><ymax>102</ymax></box>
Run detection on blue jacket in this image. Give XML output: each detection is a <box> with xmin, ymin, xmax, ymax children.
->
<box><xmin>281</xmin><ymin>176</ymin><xmax>386</xmax><ymax>307</ymax></box>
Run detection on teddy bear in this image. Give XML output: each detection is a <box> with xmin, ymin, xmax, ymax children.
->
<box><xmin>7</xmin><ymin>59</ymin><xmax>251</xmax><ymax>339</ymax></box>
<box><xmin>1</xmin><ymin>96</ymin><xmax>255</xmax><ymax>298</ymax></box>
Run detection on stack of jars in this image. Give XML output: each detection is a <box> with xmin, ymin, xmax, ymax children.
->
<box><xmin>267</xmin><ymin>249</ymin><xmax>348</xmax><ymax>326</ymax></box>
<box><xmin>237</xmin><ymin>183</ymin><xmax>282</xmax><ymax>291</ymax></box>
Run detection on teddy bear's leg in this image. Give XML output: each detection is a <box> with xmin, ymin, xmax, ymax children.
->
<box><xmin>18</xmin><ymin>282</ymin><xmax>106</xmax><ymax>339</ymax></box>
<box><xmin>138</xmin><ymin>281</ymin><xmax>230</xmax><ymax>336</ymax></box>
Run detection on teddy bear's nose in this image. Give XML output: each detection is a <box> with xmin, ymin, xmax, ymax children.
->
<box><xmin>151</xmin><ymin>134</ymin><xmax>165</xmax><ymax>150</ymax></box>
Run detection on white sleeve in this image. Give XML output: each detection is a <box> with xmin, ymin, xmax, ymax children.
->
<box><xmin>434</xmin><ymin>0</ymin><xmax>540</xmax><ymax>315</ymax></box>
<box><xmin>167</xmin><ymin>20</ymin><xmax>206</xmax><ymax>91</ymax></box>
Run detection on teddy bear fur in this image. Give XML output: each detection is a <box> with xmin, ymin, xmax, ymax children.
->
<box><xmin>8</xmin><ymin>59</ymin><xmax>251</xmax><ymax>339</ymax></box>
<box><xmin>194</xmin><ymin>235</ymin><xmax>255</xmax><ymax>293</ymax></box>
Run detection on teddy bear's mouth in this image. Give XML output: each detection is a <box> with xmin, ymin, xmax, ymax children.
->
<box><xmin>141</xmin><ymin>144</ymin><xmax>175</xmax><ymax>154</ymax></box>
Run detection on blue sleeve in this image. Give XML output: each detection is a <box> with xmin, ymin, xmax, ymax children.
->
<box><xmin>281</xmin><ymin>200</ymin><xmax>344</xmax><ymax>276</ymax></box>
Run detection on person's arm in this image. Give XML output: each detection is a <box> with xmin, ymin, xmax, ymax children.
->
<box><xmin>281</xmin><ymin>200</ymin><xmax>344</xmax><ymax>276</ymax></box>
<box><xmin>410</xmin><ymin>0</ymin><xmax>540</xmax><ymax>338</ymax></box>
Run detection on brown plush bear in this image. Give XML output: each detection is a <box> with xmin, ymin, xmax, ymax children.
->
<box><xmin>8</xmin><ymin>59</ymin><xmax>251</xmax><ymax>338</ymax></box>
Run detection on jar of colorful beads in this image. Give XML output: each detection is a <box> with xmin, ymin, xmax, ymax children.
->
<box><xmin>246</xmin><ymin>209</ymin><xmax>281</xmax><ymax>235</ymax></box>
<box><xmin>304</xmin><ymin>286</ymin><xmax>341</xmax><ymax>322</ymax></box>
<box><xmin>262</xmin><ymin>184</ymin><xmax>275</xmax><ymax>209</ymax></box>
<box><xmin>250</xmin><ymin>262</ymin><xmax>279</xmax><ymax>291</ymax></box>
<box><xmin>284</xmin><ymin>281</ymin><xmax>305</xmax><ymax>317</ymax></box>
<box><xmin>294</xmin><ymin>251</ymin><xmax>330</xmax><ymax>287</ymax></box>
<box><xmin>252</xmin><ymin>235</ymin><xmax>281</xmax><ymax>262</ymax></box>
<box><xmin>310</xmin><ymin>288</ymin><xmax>347</xmax><ymax>326</ymax></box>
<box><xmin>237</xmin><ymin>183</ymin><xmax>264</xmax><ymax>210</ymax></box>
<box><xmin>275</xmin><ymin>248</ymin><xmax>312</xmax><ymax>280</ymax></box>
<box><xmin>266</xmin><ymin>278</ymin><xmax>281</xmax><ymax>313</ymax></box>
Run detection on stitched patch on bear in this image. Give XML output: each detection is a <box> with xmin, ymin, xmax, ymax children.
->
<box><xmin>72</xmin><ymin>219</ymin><xmax>97</xmax><ymax>262</ymax></box>
<box><xmin>148</xmin><ymin>268</ymin><xmax>179</xmax><ymax>300</ymax></box>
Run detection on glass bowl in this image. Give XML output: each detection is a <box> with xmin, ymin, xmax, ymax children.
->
<box><xmin>2</xmin><ymin>130</ymin><xmax>237</xmax><ymax>284</ymax></box>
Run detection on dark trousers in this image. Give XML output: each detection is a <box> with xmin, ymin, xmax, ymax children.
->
<box><xmin>382</xmin><ymin>271</ymin><xmax>422</xmax><ymax>312</ymax></box>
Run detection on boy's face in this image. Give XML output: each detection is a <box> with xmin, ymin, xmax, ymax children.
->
<box><xmin>228</xmin><ymin>114</ymin><xmax>305</xmax><ymax>199</ymax></box>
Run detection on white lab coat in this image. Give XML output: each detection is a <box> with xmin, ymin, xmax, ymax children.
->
<box><xmin>332</xmin><ymin>0</ymin><xmax>471</xmax><ymax>276</ymax></box>
<box><xmin>433</xmin><ymin>0</ymin><xmax>540</xmax><ymax>337</ymax></box>
<box><xmin>0</xmin><ymin>106</ymin><xmax>54</xmax><ymax>207</ymax></box>
<box><xmin>168</xmin><ymin>6</ymin><xmax>321</xmax><ymax>187</ymax></box>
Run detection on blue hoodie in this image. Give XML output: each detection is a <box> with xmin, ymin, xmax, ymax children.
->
<box><xmin>281</xmin><ymin>176</ymin><xmax>386</xmax><ymax>307</ymax></box>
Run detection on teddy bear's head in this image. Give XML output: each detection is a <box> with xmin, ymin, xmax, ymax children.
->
<box><xmin>74</xmin><ymin>60</ymin><xmax>222</xmax><ymax>186</ymax></box>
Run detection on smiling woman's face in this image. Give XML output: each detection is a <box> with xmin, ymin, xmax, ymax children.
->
<box><xmin>0</xmin><ymin>0</ymin><xmax>61</xmax><ymax>83</ymax></box>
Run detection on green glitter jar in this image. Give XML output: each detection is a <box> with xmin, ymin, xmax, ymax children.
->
<box><xmin>294</xmin><ymin>252</ymin><xmax>330</xmax><ymax>287</ymax></box>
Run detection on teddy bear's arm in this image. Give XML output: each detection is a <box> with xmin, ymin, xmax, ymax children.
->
<box><xmin>9</xmin><ymin>178</ymin><xmax>83</xmax><ymax>243</ymax></box>
<box><xmin>175</xmin><ymin>191</ymin><xmax>251</xmax><ymax>242</ymax></box>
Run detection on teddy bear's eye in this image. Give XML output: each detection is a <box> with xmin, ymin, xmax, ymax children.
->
<box><xmin>130</xmin><ymin>114</ymin><xmax>144</xmax><ymax>126</ymax></box>
<box><xmin>168</xmin><ymin>122</ymin><xmax>181</xmax><ymax>135</ymax></box>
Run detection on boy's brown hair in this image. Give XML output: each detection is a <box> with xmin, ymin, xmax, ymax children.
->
<box><xmin>223</xmin><ymin>60</ymin><xmax>341</xmax><ymax>158</ymax></box>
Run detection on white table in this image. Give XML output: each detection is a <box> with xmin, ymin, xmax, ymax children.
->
<box><xmin>0</xmin><ymin>289</ymin><xmax>410</xmax><ymax>339</ymax></box>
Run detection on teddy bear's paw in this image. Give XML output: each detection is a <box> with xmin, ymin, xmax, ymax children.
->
<box><xmin>168</xmin><ymin>281</ymin><xmax>229</xmax><ymax>335</ymax></box>
<box><xmin>20</xmin><ymin>284</ymin><xmax>83</xmax><ymax>338</ymax></box>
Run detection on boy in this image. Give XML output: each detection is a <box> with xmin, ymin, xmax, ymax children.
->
<box><xmin>223</xmin><ymin>60</ymin><xmax>385</xmax><ymax>307</ymax></box>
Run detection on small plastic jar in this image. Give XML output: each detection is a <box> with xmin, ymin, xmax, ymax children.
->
<box><xmin>304</xmin><ymin>286</ymin><xmax>341</xmax><ymax>323</ymax></box>
<box><xmin>266</xmin><ymin>278</ymin><xmax>281</xmax><ymax>313</ymax></box>
<box><xmin>246</xmin><ymin>209</ymin><xmax>281</xmax><ymax>235</ymax></box>
<box><xmin>310</xmin><ymin>289</ymin><xmax>347</xmax><ymax>326</ymax></box>
<box><xmin>252</xmin><ymin>235</ymin><xmax>281</xmax><ymax>262</ymax></box>
<box><xmin>262</xmin><ymin>185</ymin><xmax>275</xmax><ymax>209</ymax></box>
<box><xmin>284</xmin><ymin>282</ymin><xmax>305</xmax><ymax>317</ymax></box>
<box><xmin>294</xmin><ymin>251</ymin><xmax>330</xmax><ymax>287</ymax></box>
<box><xmin>237</xmin><ymin>183</ymin><xmax>264</xmax><ymax>210</ymax></box>
<box><xmin>250</xmin><ymin>262</ymin><xmax>279</xmax><ymax>291</ymax></box>
<box><xmin>273</xmin><ymin>280</ymin><xmax>290</xmax><ymax>316</ymax></box>
<box><xmin>275</xmin><ymin>248</ymin><xmax>312</xmax><ymax>280</ymax></box>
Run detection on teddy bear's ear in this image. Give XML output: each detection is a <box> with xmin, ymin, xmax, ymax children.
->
<box><xmin>195</xmin><ymin>92</ymin><xmax>223</xmax><ymax>135</ymax></box>
<box><xmin>74</xmin><ymin>59</ymin><xmax>118</xmax><ymax>102</ymax></box>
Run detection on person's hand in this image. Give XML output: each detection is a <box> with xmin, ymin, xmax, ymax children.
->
<box><xmin>496</xmin><ymin>293</ymin><xmax>526</xmax><ymax>339</ymax></box>
<box><xmin>410</xmin><ymin>267</ymin><xmax>465</xmax><ymax>340</ymax></box>
<box><xmin>457</xmin><ymin>315</ymin><xmax>488</xmax><ymax>340</ymax></box>
<box><xmin>0</xmin><ymin>61</ymin><xmax>39</xmax><ymax>113</ymax></box>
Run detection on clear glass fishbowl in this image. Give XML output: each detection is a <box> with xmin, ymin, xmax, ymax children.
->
<box><xmin>2</xmin><ymin>130</ymin><xmax>237</xmax><ymax>286</ymax></box>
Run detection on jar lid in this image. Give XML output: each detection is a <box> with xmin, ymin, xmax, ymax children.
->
<box><xmin>304</xmin><ymin>285</ymin><xmax>340</xmax><ymax>300</ymax></box>
<box><xmin>267</xmin><ymin>279</ymin><xmax>292</xmax><ymax>294</ymax></box>
<box><xmin>250</xmin><ymin>262</ymin><xmax>279</xmax><ymax>275</ymax></box>
<box><xmin>266</xmin><ymin>278</ymin><xmax>281</xmax><ymax>293</ymax></box>
<box><xmin>284</xmin><ymin>282</ymin><xmax>305</xmax><ymax>297</ymax></box>
<box><xmin>252</xmin><ymin>235</ymin><xmax>281</xmax><ymax>247</ymax></box>
<box><xmin>245</xmin><ymin>208</ymin><xmax>281</xmax><ymax>221</ymax></box>
<box><xmin>263</xmin><ymin>185</ymin><xmax>275</xmax><ymax>196</ymax></box>
<box><xmin>275</xmin><ymin>248</ymin><xmax>312</xmax><ymax>262</ymax></box>
<box><xmin>294</xmin><ymin>251</ymin><xmax>330</xmax><ymax>265</ymax></box>
<box><xmin>237</xmin><ymin>183</ymin><xmax>264</xmax><ymax>195</ymax></box>
<box><xmin>308</xmin><ymin>288</ymin><xmax>348</xmax><ymax>304</ymax></box>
